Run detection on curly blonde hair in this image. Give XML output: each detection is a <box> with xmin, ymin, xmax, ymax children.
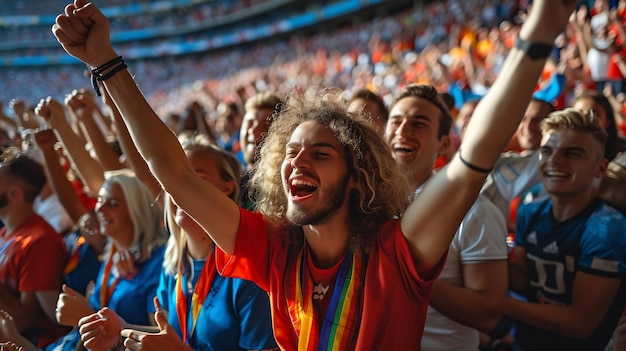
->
<box><xmin>251</xmin><ymin>91</ymin><xmax>410</xmax><ymax>253</ymax></box>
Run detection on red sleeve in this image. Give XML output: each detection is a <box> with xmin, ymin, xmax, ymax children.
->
<box><xmin>19</xmin><ymin>233</ymin><xmax>65</xmax><ymax>292</ymax></box>
<box><xmin>215</xmin><ymin>208</ymin><xmax>272</xmax><ymax>291</ymax></box>
<box><xmin>379</xmin><ymin>220</ymin><xmax>446</xmax><ymax>290</ymax></box>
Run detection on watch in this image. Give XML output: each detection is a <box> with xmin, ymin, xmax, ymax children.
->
<box><xmin>514</xmin><ymin>37</ymin><xmax>553</xmax><ymax>60</ymax></box>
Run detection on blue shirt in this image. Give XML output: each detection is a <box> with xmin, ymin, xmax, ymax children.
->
<box><xmin>515</xmin><ymin>198</ymin><xmax>626</xmax><ymax>351</ymax></box>
<box><xmin>44</xmin><ymin>245</ymin><xmax>165</xmax><ymax>351</ymax></box>
<box><xmin>157</xmin><ymin>258</ymin><xmax>277</xmax><ymax>351</ymax></box>
<box><xmin>62</xmin><ymin>230</ymin><xmax>101</xmax><ymax>296</ymax></box>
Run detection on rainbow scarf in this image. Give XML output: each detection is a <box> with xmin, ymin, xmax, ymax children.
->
<box><xmin>175</xmin><ymin>247</ymin><xmax>216</xmax><ymax>345</ymax></box>
<box><xmin>287</xmin><ymin>246</ymin><xmax>365</xmax><ymax>350</ymax></box>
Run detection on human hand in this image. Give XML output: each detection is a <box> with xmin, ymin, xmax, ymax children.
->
<box><xmin>52</xmin><ymin>0</ymin><xmax>118</xmax><ymax>67</ymax></box>
<box><xmin>55</xmin><ymin>284</ymin><xmax>94</xmax><ymax>326</ymax></box>
<box><xmin>35</xmin><ymin>97</ymin><xmax>68</xmax><ymax>129</ymax></box>
<box><xmin>78</xmin><ymin>308</ymin><xmax>125</xmax><ymax>351</ymax></box>
<box><xmin>576</xmin><ymin>5</ymin><xmax>588</xmax><ymax>27</ymax></box>
<box><xmin>0</xmin><ymin>342</ymin><xmax>23</xmax><ymax>351</ymax></box>
<box><xmin>519</xmin><ymin>0</ymin><xmax>579</xmax><ymax>43</ymax></box>
<box><xmin>65</xmin><ymin>90</ymin><xmax>96</xmax><ymax>118</ymax></box>
<box><xmin>0</xmin><ymin>310</ymin><xmax>20</xmax><ymax>343</ymax></box>
<box><xmin>120</xmin><ymin>298</ymin><xmax>192</xmax><ymax>351</ymax></box>
<box><xmin>33</xmin><ymin>128</ymin><xmax>59</xmax><ymax>151</ymax></box>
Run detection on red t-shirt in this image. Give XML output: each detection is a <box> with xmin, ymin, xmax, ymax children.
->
<box><xmin>216</xmin><ymin>208</ymin><xmax>443</xmax><ymax>350</ymax></box>
<box><xmin>0</xmin><ymin>215</ymin><xmax>68</xmax><ymax>347</ymax></box>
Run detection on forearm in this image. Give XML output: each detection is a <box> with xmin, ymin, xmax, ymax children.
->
<box><xmin>102</xmin><ymin>68</ymin><xmax>193</xmax><ymax>190</ymax></box>
<box><xmin>39</xmin><ymin>147</ymin><xmax>87</xmax><ymax>222</ymax></box>
<box><xmin>52</xmin><ymin>121</ymin><xmax>105</xmax><ymax>195</ymax></box>
<box><xmin>429</xmin><ymin>279</ymin><xmax>504</xmax><ymax>333</ymax></box>
<box><xmin>106</xmin><ymin>96</ymin><xmax>161</xmax><ymax>198</ymax></box>
<box><xmin>78</xmin><ymin>109</ymin><xmax>123</xmax><ymax>171</ymax></box>
<box><xmin>461</xmin><ymin>37</ymin><xmax>553</xmax><ymax>168</ymax></box>
<box><xmin>505</xmin><ymin>297</ymin><xmax>597</xmax><ymax>337</ymax></box>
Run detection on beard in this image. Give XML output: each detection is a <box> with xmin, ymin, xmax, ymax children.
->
<box><xmin>286</xmin><ymin>174</ymin><xmax>350</xmax><ymax>226</ymax></box>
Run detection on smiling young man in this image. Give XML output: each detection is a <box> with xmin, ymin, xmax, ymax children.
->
<box><xmin>506</xmin><ymin>108</ymin><xmax>626</xmax><ymax>351</ymax></box>
<box><xmin>51</xmin><ymin>0</ymin><xmax>577</xmax><ymax>348</ymax></box>
<box><xmin>386</xmin><ymin>85</ymin><xmax>508</xmax><ymax>351</ymax></box>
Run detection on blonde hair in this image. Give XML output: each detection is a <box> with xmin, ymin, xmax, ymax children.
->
<box><xmin>541</xmin><ymin>108</ymin><xmax>608</xmax><ymax>154</ymax></box>
<box><xmin>162</xmin><ymin>137</ymin><xmax>242</xmax><ymax>276</ymax></box>
<box><xmin>251</xmin><ymin>91</ymin><xmax>410</xmax><ymax>253</ymax></box>
<box><xmin>102</xmin><ymin>169</ymin><xmax>167</xmax><ymax>263</ymax></box>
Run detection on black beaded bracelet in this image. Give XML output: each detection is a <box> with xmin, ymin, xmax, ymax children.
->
<box><xmin>458</xmin><ymin>151</ymin><xmax>493</xmax><ymax>173</ymax></box>
<box><xmin>91</xmin><ymin>56</ymin><xmax>127</xmax><ymax>96</ymax></box>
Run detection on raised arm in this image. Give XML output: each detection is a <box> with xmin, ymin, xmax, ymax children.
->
<box><xmin>401</xmin><ymin>0</ymin><xmax>577</xmax><ymax>271</ymax></box>
<box><xmin>66</xmin><ymin>90</ymin><xmax>124</xmax><ymax>171</ymax></box>
<box><xmin>32</xmin><ymin>128</ymin><xmax>88</xmax><ymax>222</ymax></box>
<box><xmin>35</xmin><ymin>97</ymin><xmax>105</xmax><ymax>195</ymax></box>
<box><xmin>101</xmin><ymin>85</ymin><xmax>162</xmax><ymax>199</ymax></box>
<box><xmin>52</xmin><ymin>0</ymin><xmax>240</xmax><ymax>253</ymax></box>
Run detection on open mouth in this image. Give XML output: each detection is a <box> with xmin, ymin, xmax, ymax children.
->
<box><xmin>290</xmin><ymin>179</ymin><xmax>318</xmax><ymax>199</ymax></box>
<box><xmin>544</xmin><ymin>170</ymin><xmax>569</xmax><ymax>179</ymax></box>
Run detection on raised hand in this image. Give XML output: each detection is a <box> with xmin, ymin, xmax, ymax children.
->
<box><xmin>35</xmin><ymin>97</ymin><xmax>68</xmax><ymax>129</ymax></box>
<box><xmin>78</xmin><ymin>308</ymin><xmax>126</xmax><ymax>351</ymax></box>
<box><xmin>55</xmin><ymin>284</ymin><xmax>94</xmax><ymax>327</ymax></box>
<box><xmin>520</xmin><ymin>0</ymin><xmax>579</xmax><ymax>43</ymax></box>
<box><xmin>120</xmin><ymin>298</ymin><xmax>192</xmax><ymax>351</ymax></box>
<box><xmin>33</xmin><ymin>128</ymin><xmax>59</xmax><ymax>151</ymax></box>
<box><xmin>52</xmin><ymin>0</ymin><xmax>118</xmax><ymax>67</ymax></box>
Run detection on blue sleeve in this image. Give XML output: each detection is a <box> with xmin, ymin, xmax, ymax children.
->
<box><xmin>533</xmin><ymin>72</ymin><xmax>566</xmax><ymax>103</ymax></box>
<box><xmin>234</xmin><ymin>279</ymin><xmax>277</xmax><ymax>350</ymax></box>
<box><xmin>578</xmin><ymin>206</ymin><xmax>626</xmax><ymax>277</ymax></box>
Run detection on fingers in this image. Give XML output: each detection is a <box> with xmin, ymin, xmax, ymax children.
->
<box><xmin>0</xmin><ymin>310</ymin><xmax>14</xmax><ymax>321</ymax></box>
<box><xmin>64</xmin><ymin>4</ymin><xmax>89</xmax><ymax>44</ymax></box>
<box><xmin>54</xmin><ymin>13</ymin><xmax>86</xmax><ymax>45</ymax></box>
<box><xmin>153</xmin><ymin>297</ymin><xmax>169</xmax><ymax>332</ymax></box>
<box><xmin>121</xmin><ymin>329</ymin><xmax>145</xmax><ymax>348</ymax></box>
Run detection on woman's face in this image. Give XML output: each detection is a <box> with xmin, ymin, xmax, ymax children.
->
<box><xmin>174</xmin><ymin>149</ymin><xmax>234</xmax><ymax>230</ymax></box>
<box><xmin>95</xmin><ymin>182</ymin><xmax>134</xmax><ymax>248</ymax></box>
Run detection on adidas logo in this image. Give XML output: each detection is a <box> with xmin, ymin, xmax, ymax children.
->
<box><xmin>542</xmin><ymin>241</ymin><xmax>559</xmax><ymax>254</ymax></box>
<box><xmin>527</xmin><ymin>231</ymin><xmax>538</xmax><ymax>245</ymax></box>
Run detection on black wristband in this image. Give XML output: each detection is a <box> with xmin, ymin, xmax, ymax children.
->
<box><xmin>91</xmin><ymin>56</ymin><xmax>126</xmax><ymax>96</ymax></box>
<box><xmin>514</xmin><ymin>37</ymin><xmax>553</xmax><ymax>60</ymax></box>
<box><xmin>458</xmin><ymin>151</ymin><xmax>493</xmax><ymax>173</ymax></box>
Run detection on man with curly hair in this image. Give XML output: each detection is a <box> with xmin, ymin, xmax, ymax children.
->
<box><xmin>51</xmin><ymin>0</ymin><xmax>577</xmax><ymax>348</ymax></box>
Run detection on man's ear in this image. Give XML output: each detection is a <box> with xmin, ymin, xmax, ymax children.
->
<box><xmin>437</xmin><ymin>135</ymin><xmax>452</xmax><ymax>156</ymax></box>
<box><xmin>595</xmin><ymin>157</ymin><xmax>609</xmax><ymax>180</ymax></box>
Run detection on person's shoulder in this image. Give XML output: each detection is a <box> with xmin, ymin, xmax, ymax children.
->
<box><xmin>590</xmin><ymin>201</ymin><xmax>626</xmax><ymax>224</ymax></box>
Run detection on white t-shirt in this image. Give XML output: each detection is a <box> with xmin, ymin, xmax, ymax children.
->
<box><xmin>34</xmin><ymin>193</ymin><xmax>74</xmax><ymax>234</ymax></box>
<box><xmin>414</xmin><ymin>185</ymin><xmax>508</xmax><ymax>350</ymax></box>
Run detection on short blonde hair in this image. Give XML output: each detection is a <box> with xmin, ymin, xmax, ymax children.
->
<box><xmin>541</xmin><ymin>108</ymin><xmax>608</xmax><ymax>152</ymax></box>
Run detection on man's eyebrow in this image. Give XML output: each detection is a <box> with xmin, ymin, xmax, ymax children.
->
<box><xmin>388</xmin><ymin>113</ymin><xmax>431</xmax><ymax>120</ymax></box>
<box><xmin>286</xmin><ymin>141</ymin><xmax>339</xmax><ymax>150</ymax></box>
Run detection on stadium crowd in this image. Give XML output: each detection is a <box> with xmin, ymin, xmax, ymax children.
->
<box><xmin>1</xmin><ymin>0</ymin><xmax>626</xmax><ymax>351</ymax></box>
